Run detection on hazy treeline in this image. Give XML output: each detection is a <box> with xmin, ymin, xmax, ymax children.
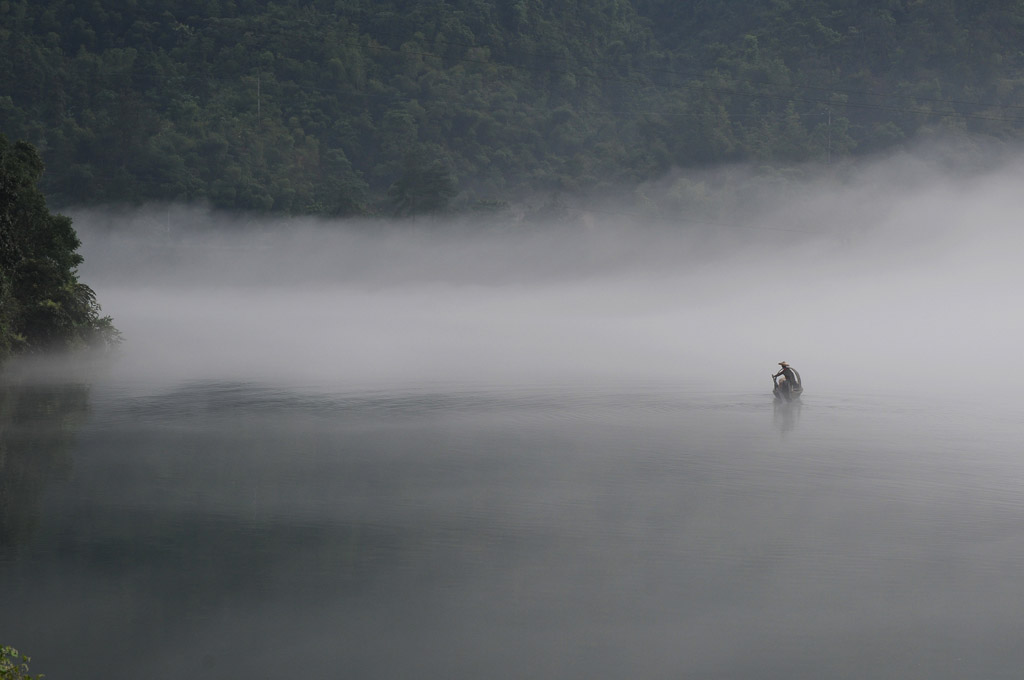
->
<box><xmin>3</xmin><ymin>0</ymin><xmax>1024</xmax><ymax>215</ymax></box>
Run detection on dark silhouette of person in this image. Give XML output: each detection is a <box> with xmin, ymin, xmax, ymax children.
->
<box><xmin>773</xmin><ymin>361</ymin><xmax>798</xmax><ymax>385</ymax></box>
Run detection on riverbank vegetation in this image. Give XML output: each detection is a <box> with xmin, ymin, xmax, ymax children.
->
<box><xmin>3</xmin><ymin>0</ymin><xmax>1024</xmax><ymax>216</ymax></box>
<box><xmin>0</xmin><ymin>134</ymin><xmax>120</xmax><ymax>362</ymax></box>
<box><xmin>0</xmin><ymin>647</ymin><xmax>39</xmax><ymax>680</ymax></box>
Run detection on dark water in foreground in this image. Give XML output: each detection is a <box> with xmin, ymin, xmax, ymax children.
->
<box><xmin>2</xmin><ymin>374</ymin><xmax>1024</xmax><ymax>679</ymax></box>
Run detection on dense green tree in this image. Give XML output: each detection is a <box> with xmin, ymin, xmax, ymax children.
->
<box><xmin>388</xmin><ymin>146</ymin><xmax>458</xmax><ymax>216</ymax></box>
<box><xmin>0</xmin><ymin>134</ymin><xmax>119</xmax><ymax>359</ymax></box>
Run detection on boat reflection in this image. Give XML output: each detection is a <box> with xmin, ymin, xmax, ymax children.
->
<box><xmin>773</xmin><ymin>396</ymin><xmax>802</xmax><ymax>435</ymax></box>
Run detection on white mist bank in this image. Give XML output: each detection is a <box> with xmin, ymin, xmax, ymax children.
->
<box><xmin>70</xmin><ymin>148</ymin><xmax>1024</xmax><ymax>398</ymax></box>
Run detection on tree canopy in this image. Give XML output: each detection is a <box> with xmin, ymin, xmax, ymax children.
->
<box><xmin>0</xmin><ymin>133</ymin><xmax>119</xmax><ymax>359</ymax></box>
<box><xmin>2</xmin><ymin>0</ymin><xmax>1024</xmax><ymax>215</ymax></box>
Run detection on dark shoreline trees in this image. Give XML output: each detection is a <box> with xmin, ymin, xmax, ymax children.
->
<box><xmin>0</xmin><ymin>134</ymin><xmax>120</xmax><ymax>361</ymax></box>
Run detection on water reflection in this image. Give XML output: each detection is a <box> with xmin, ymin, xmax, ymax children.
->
<box><xmin>773</xmin><ymin>397</ymin><xmax>801</xmax><ymax>435</ymax></box>
<box><xmin>0</xmin><ymin>374</ymin><xmax>89</xmax><ymax>550</ymax></box>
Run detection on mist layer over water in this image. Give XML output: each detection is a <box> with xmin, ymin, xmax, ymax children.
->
<box><xmin>70</xmin><ymin>150</ymin><xmax>1024</xmax><ymax>399</ymax></box>
<box><xmin>5</xmin><ymin>150</ymin><xmax>1024</xmax><ymax>680</ymax></box>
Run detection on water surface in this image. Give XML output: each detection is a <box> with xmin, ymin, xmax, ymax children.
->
<box><xmin>3</xmin><ymin>373</ymin><xmax>1023</xmax><ymax>679</ymax></box>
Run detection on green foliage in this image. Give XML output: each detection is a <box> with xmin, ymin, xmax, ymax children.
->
<box><xmin>0</xmin><ymin>647</ymin><xmax>41</xmax><ymax>680</ymax></box>
<box><xmin>3</xmin><ymin>0</ymin><xmax>1024</xmax><ymax>214</ymax></box>
<box><xmin>388</xmin><ymin>147</ymin><xmax>458</xmax><ymax>216</ymax></box>
<box><xmin>0</xmin><ymin>134</ymin><xmax>120</xmax><ymax>360</ymax></box>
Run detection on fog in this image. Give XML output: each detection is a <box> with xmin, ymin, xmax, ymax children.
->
<box><xmin>10</xmin><ymin>145</ymin><xmax>1024</xmax><ymax>680</ymax></box>
<box><xmin>70</xmin><ymin>147</ymin><xmax>1024</xmax><ymax>399</ymax></box>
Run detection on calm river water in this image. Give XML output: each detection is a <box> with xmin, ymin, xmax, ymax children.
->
<box><xmin>3</xmin><ymin>370</ymin><xmax>1024</xmax><ymax>680</ymax></box>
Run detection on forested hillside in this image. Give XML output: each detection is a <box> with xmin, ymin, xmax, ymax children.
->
<box><xmin>3</xmin><ymin>0</ymin><xmax>1024</xmax><ymax>215</ymax></box>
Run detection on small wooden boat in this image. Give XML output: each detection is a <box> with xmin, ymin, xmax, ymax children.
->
<box><xmin>772</xmin><ymin>369</ymin><xmax>803</xmax><ymax>401</ymax></box>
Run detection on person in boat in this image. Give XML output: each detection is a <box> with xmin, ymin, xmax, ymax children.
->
<box><xmin>773</xmin><ymin>361</ymin><xmax>799</xmax><ymax>386</ymax></box>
